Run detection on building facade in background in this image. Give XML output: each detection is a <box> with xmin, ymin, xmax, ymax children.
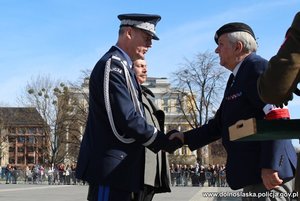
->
<box><xmin>143</xmin><ymin>77</ymin><xmax>226</xmax><ymax>165</ymax></box>
<box><xmin>143</xmin><ymin>77</ymin><xmax>195</xmax><ymax>156</ymax></box>
<box><xmin>0</xmin><ymin>77</ymin><xmax>225</xmax><ymax>168</ymax></box>
<box><xmin>0</xmin><ymin>107</ymin><xmax>48</xmax><ymax>168</ymax></box>
<box><xmin>63</xmin><ymin>77</ymin><xmax>226</xmax><ymax>166</ymax></box>
<box><xmin>53</xmin><ymin>78</ymin><xmax>89</xmax><ymax>165</ymax></box>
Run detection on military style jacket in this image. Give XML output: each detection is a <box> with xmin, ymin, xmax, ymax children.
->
<box><xmin>258</xmin><ymin>11</ymin><xmax>300</xmax><ymax>196</ymax></box>
<box><xmin>184</xmin><ymin>53</ymin><xmax>297</xmax><ymax>190</ymax></box>
<box><xmin>258</xmin><ymin>12</ymin><xmax>300</xmax><ymax>105</ymax></box>
<box><xmin>76</xmin><ymin>46</ymin><xmax>171</xmax><ymax>192</ymax></box>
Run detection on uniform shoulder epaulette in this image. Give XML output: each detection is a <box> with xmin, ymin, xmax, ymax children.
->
<box><xmin>111</xmin><ymin>55</ymin><xmax>128</xmax><ymax>67</ymax></box>
<box><xmin>111</xmin><ymin>55</ymin><xmax>121</xmax><ymax>61</ymax></box>
<box><xmin>109</xmin><ymin>55</ymin><xmax>127</xmax><ymax>74</ymax></box>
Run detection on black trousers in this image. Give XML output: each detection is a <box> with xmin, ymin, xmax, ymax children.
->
<box><xmin>135</xmin><ymin>185</ymin><xmax>155</xmax><ymax>201</ymax></box>
<box><xmin>87</xmin><ymin>184</ymin><xmax>157</xmax><ymax>201</ymax></box>
<box><xmin>87</xmin><ymin>184</ymin><xmax>132</xmax><ymax>201</ymax></box>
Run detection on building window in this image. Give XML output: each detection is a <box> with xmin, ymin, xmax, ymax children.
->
<box><xmin>182</xmin><ymin>145</ymin><xmax>189</xmax><ymax>155</ymax></box>
<box><xmin>35</xmin><ymin>137</ymin><xmax>39</xmax><ymax>144</ymax></box>
<box><xmin>17</xmin><ymin>146</ymin><xmax>24</xmax><ymax>153</ymax></box>
<box><xmin>175</xmin><ymin>99</ymin><xmax>182</xmax><ymax>113</ymax></box>
<box><xmin>27</xmin><ymin>136</ymin><xmax>35</xmax><ymax>144</ymax></box>
<box><xmin>9</xmin><ymin>158</ymin><xmax>15</xmax><ymax>164</ymax></box>
<box><xmin>28</xmin><ymin>128</ymin><xmax>37</xmax><ymax>134</ymax></box>
<box><xmin>26</xmin><ymin>156</ymin><xmax>34</xmax><ymax>164</ymax></box>
<box><xmin>163</xmin><ymin>98</ymin><xmax>168</xmax><ymax>105</ymax></box>
<box><xmin>27</xmin><ymin>146</ymin><xmax>34</xmax><ymax>152</ymax></box>
<box><xmin>8</xmin><ymin>136</ymin><xmax>16</xmax><ymax>143</ymax></box>
<box><xmin>163</xmin><ymin>98</ymin><xmax>169</xmax><ymax>112</ymax></box>
<box><xmin>17</xmin><ymin>156</ymin><xmax>24</xmax><ymax>164</ymax></box>
<box><xmin>17</xmin><ymin>136</ymin><xmax>25</xmax><ymax>143</ymax></box>
<box><xmin>9</xmin><ymin>146</ymin><xmax>15</xmax><ymax>152</ymax></box>
<box><xmin>163</xmin><ymin>106</ymin><xmax>168</xmax><ymax>113</ymax></box>
<box><xmin>18</xmin><ymin>128</ymin><xmax>26</xmax><ymax>134</ymax></box>
<box><xmin>8</xmin><ymin>128</ymin><xmax>16</xmax><ymax>134</ymax></box>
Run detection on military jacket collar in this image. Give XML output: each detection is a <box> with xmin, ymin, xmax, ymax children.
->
<box><xmin>114</xmin><ymin>45</ymin><xmax>132</xmax><ymax>68</ymax></box>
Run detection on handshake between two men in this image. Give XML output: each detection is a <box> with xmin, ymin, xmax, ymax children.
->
<box><xmin>161</xmin><ymin>129</ymin><xmax>185</xmax><ymax>153</ymax></box>
<box><xmin>148</xmin><ymin>129</ymin><xmax>185</xmax><ymax>153</ymax></box>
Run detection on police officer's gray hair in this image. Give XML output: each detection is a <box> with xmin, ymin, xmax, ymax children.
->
<box><xmin>227</xmin><ymin>31</ymin><xmax>257</xmax><ymax>53</ymax></box>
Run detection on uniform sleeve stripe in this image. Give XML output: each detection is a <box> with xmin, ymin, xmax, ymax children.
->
<box><xmin>142</xmin><ymin>127</ymin><xmax>158</xmax><ymax>147</ymax></box>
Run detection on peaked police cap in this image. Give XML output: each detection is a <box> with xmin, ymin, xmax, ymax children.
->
<box><xmin>118</xmin><ymin>13</ymin><xmax>161</xmax><ymax>40</ymax></box>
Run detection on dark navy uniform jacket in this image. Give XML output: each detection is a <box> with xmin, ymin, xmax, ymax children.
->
<box><xmin>184</xmin><ymin>53</ymin><xmax>297</xmax><ymax>190</ymax></box>
<box><xmin>76</xmin><ymin>46</ymin><xmax>170</xmax><ymax>192</ymax></box>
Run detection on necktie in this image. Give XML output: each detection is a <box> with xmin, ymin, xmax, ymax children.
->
<box><xmin>227</xmin><ymin>73</ymin><xmax>235</xmax><ymax>89</ymax></box>
<box><xmin>224</xmin><ymin>74</ymin><xmax>234</xmax><ymax>95</ymax></box>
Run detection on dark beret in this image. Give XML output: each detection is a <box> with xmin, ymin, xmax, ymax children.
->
<box><xmin>118</xmin><ymin>13</ymin><xmax>161</xmax><ymax>40</ymax></box>
<box><xmin>214</xmin><ymin>22</ymin><xmax>256</xmax><ymax>44</ymax></box>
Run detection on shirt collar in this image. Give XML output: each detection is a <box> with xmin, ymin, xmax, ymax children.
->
<box><xmin>232</xmin><ymin>60</ymin><xmax>243</xmax><ymax>76</ymax></box>
<box><xmin>114</xmin><ymin>45</ymin><xmax>133</xmax><ymax>67</ymax></box>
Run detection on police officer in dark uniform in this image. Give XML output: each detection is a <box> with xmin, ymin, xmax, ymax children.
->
<box><xmin>75</xmin><ymin>14</ymin><xmax>180</xmax><ymax>201</ymax></box>
<box><xmin>258</xmin><ymin>12</ymin><xmax>300</xmax><ymax>200</ymax></box>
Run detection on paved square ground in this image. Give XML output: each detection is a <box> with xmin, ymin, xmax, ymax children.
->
<box><xmin>0</xmin><ymin>184</ymin><xmax>241</xmax><ymax>201</ymax></box>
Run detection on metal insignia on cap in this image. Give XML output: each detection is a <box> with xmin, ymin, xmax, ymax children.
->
<box><xmin>121</xmin><ymin>19</ymin><xmax>156</xmax><ymax>34</ymax></box>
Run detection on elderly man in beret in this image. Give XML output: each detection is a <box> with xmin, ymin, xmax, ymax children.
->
<box><xmin>258</xmin><ymin>12</ymin><xmax>300</xmax><ymax>200</ymax></box>
<box><xmin>75</xmin><ymin>14</ymin><xmax>181</xmax><ymax>201</ymax></box>
<box><xmin>170</xmin><ymin>22</ymin><xmax>297</xmax><ymax>200</ymax></box>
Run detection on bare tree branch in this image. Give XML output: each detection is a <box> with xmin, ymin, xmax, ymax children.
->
<box><xmin>171</xmin><ymin>51</ymin><xmax>228</xmax><ymax>164</ymax></box>
<box><xmin>17</xmin><ymin>74</ymin><xmax>89</xmax><ymax>164</ymax></box>
<box><xmin>172</xmin><ymin>51</ymin><xmax>227</xmax><ymax>127</ymax></box>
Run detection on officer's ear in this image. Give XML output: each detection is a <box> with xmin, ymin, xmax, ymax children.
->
<box><xmin>124</xmin><ymin>26</ymin><xmax>134</xmax><ymax>40</ymax></box>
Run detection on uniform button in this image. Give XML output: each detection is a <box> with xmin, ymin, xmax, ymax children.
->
<box><xmin>279</xmin><ymin>155</ymin><xmax>284</xmax><ymax>166</ymax></box>
<box><xmin>120</xmin><ymin>155</ymin><xmax>124</xmax><ymax>158</ymax></box>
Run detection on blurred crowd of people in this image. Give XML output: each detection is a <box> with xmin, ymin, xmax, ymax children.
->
<box><xmin>169</xmin><ymin>163</ymin><xmax>227</xmax><ymax>187</ymax></box>
<box><xmin>1</xmin><ymin>162</ymin><xmax>228</xmax><ymax>189</ymax></box>
<box><xmin>0</xmin><ymin>163</ymin><xmax>85</xmax><ymax>185</ymax></box>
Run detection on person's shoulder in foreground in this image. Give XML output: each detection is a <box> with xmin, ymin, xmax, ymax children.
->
<box><xmin>258</xmin><ymin>12</ymin><xmax>300</xmax><ymax>105</ymax></box>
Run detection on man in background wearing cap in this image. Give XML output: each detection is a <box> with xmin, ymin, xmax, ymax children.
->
<box><xmin>170</xmin><ymin>22</ymin><xmax>297</xmax><ymax>200</ymax></box>
<box><xmin>258</xmin><ymin>12</ymin><xmax>300</xmax><ymax>200</ymax></box>
<box><xmin>75</xmin><ymin>14</ymin><xmax>181</xmax><ymax>201</ymax></box>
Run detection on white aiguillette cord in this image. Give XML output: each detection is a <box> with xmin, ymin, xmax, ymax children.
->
<box><xmin>103</xmin><ymin>56</ymin><xmax>143</xmax><ymax>144</ymax></box>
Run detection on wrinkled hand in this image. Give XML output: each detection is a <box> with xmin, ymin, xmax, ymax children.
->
<box><xmin>261</xmin><ymin>168</ymin><xmax>283</xmax><ymax>190</ymax></box>
<box><xmin>163</xmin><ymin>130</ymin><xmax>183</xmax><ymax>153</ymax></box>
